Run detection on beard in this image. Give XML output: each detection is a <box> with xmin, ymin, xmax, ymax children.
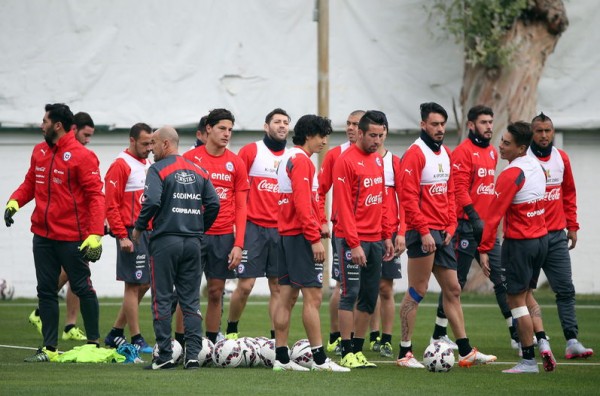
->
<box><xmin>44</xmin><ymin>128</ymin><xmax>57</xmax><ymax>147</ymax></box>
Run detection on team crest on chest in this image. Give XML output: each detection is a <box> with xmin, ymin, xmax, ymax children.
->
<box><xmin>63</xmin><ymin>152</ymin><xmax>72</xmax><ymax>161</ymax></box>
<box><xmin>226</xmin><ymin>161</ymin><xmax>234</xmax><ymax>172</ymax></box>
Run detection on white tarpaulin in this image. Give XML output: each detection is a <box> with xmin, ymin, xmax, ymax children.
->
<box><xmin>1</xmin><ymin>0</ymin><xmax>599</xmax><ymax>130</ymax></box>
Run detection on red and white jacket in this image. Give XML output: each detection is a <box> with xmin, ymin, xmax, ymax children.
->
<box><xmin>397</xmin><ymin>138</ymin><xmax>457</xmax><ymax>236</ymax></box>
<box><xmin>383</xmin><ymin>150</ymin><xmax>405</xmax><ymax>236</ymax></box>
<box><xmin>238</xmin><ymin>141</ymin><xmax>286</xmax><ymax>229</ymax></box>
<box><xmin>451</xmin><ymin>138</ymin><xmax>497</xmax><ymax>221</ymax></box>
<box><xmin>105</xmin><ymin>150</ymin><xmax>151</xmax><ymax>239</ymax></box>
<box><xmin>479</xmin><ymin>154</ymin><xmax>547</xmax><ymax>252</ymax></box>
<box><xmin>317</xmin><ymin>141</ymin><xmax>352</xmax><ymax>225</ymax></box>
<box><xmin>183</xmin><ymin>146</ymin><xmax>249</xmax><ymax>247</ymax></box>
<box><xmin>528</xmin><ymin>146</ymin><xmax>579</xmax><ymax>232</ymax></box>
<box><xmin>277</xmin><ymin>147</ymin><xmax>321</xmax><ymax>243</ymax></box>
<box><xmin>10</xmin><ymin>132</ymin><xmax>105</xmax><ymax>241</ymax></box>
<box><xmin>332</xmin><ymin>144</ymin><xmax>392</xmax><ymax>248</ymax></box>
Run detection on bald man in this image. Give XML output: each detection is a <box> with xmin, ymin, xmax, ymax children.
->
<box><xmin>133</xmin><ymin>126</ymin><xmax>220</xmax><ymax>370</ymax></box>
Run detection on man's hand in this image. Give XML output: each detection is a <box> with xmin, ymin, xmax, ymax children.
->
<box><xmin>479</xmin><ymin>252</ymin><xmax>491</xmax><ymax>277</ymax></box>
<box><xmin>567</xmin><ymin>230</ymin><xmax>578</xmax><ymax>250</ymax></box>
<box><xmin>464</xmin><ymin>204</ymin><xmax>484</xmax><ymax>243</ymax></box>
<box><xmin>394</xmin><ymin>234</ymin><xmax>406</xmax><ymax>256</ymax></box>
<box><xmin>312</xmin><ymin>241</ymin><xmax>325</xmax><ymax>263</ymax></box>
<box><xmin>420</xmin><ymin>233</ymin><xmax>436</xmax><ymax>254</ymax></box>
<box><xmin>228</xmin><ymin>246</ymin><xmax>243</xmax><ymax>270</ymax></box>
<box><xmin>119</xmin><ymin>237</ymin><xmax>134</xmax><ymax>253</ymax></box>
<box><xmin>320</xmin><ymin>223</ymin><xmax>331</xmax><ymax>239</ymax></box>
<box><xmin>382</xmin><ymin>238</ymin><xmax>394</xmax><ymax>261</ymax></box>
<box><xmin>351</xmin><ymin>245</ymin><xmax>367</xmax><ymax>267</ymax></box>
<box><xmin>131</xmin><ymin>228</ymin><xmax>141</xmax><ymax>245</ymax></box>
<box><xmin>79</xmin><ymin>234</ymin><xmax>103</xmax><ymax>262</ymax></box>
<box><xmin>4</xmin><ymin>200</ymin><xmax>19</xmax><ymax>227</ymax></box>
<box><xmin>442</xmin><ymin>230</ymin><xmax>452</xmax><ymax>246</ymax></box>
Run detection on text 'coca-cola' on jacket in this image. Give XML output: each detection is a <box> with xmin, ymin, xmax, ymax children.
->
<box><xmin>10</xmin><ymin>132</ymin><xmax>105</xmax><ymax>241</ymax></box>
<box><xmin>134</xmin><ymin>155</ymin><xmax>220</xmax><ymax>240</ymax></box>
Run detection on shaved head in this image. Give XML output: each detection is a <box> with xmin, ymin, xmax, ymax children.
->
<box><xmin>153</xmin><ymin>126</ymin><xmax>180</xmax><ymax>161</ymax></box>
<box><xmin>155</xmin><ymin>126</ymin><xmax>179</xmax><ymax>148</ymax></box>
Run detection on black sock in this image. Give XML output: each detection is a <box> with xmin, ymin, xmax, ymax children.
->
<box><xmin>432</xmin><ymin>324</ymin><xmax>447</xmax><ymax>339</ymax></box>
<box><xmin>270</xmin><ymin>330</ymin><xmax>275</xmax><ymax>339</ymax></box>
<box><xmin>535</xmin><ymin>331</ymin><xmax>547</xmax><ymax>341</ymax></box>
<box><xmin>312</xmin><ymin>346</ymin><xmax>326</xmax><ymax>365</ymax></box>
<box><xmin>206</xmin><ymin>331</ymin><xmax>218</xmax><ymax>344</ymax></box>
<box><xmin>353</xmin><ymin>338</ymin><xmax>365</xmax><ymax>354</ymax></box>
<box><xmin>329</xmin><ymin>332</ymin><xmax>341</xmax><ymax>344</ymax></box>
<box><xmin>175</xmin><ymin>332</ymin><xmax>185</xmax><ymax>348</ymax></box>
<box><xmin>45</xmin><ymin>345</ymin><xmax>57</xmax><ymax>352</ymax></box>
<box><xmin>131</xmin><ymin>333</ymin><xmax>143</xmax><ymax>343</ymax></box>
<box><xmin>64</xmin><ymin>324</ymin><xmax>75</xmax><ymax>333</ymax></box>
<box><xmin>226</xmin><ymin>320</ymin><xmax>239</xmax><ymax>334</ymax></box>
<box><xmin>522</xmin><ymin>345</ymin><xmax>535</xmax><ymax>360</ymax></box>
<box><xmin>341</xmin><ymin>339</ymin><xmax>353</xmax><ymax>358</ymax></box>
<box><xmin>35</xmin><ymin>308</ymin><xmax>40</xmax><ymax>316</ymax></box>
<box><xmin>381</xmin><ymin>333</ymin><xmax>392</xmax><ymax>345</ymax></box>
<box><xmin>276</xmin><ymin>346</ymin><xmax>290</xmax><ymax>363</ymax></box>
<box><xmin>509</xmin><ymin>326</ymin><xmax>519</xmax><ymax>342</ymax></box>
<box><xmin>111</xmin><ymin>327</ymin><xmax>124</xmax><ymax>337</ymax></box>
<box><xmin>399</xmin><ymin>345</ymin><xmax>412</xmax><ymax>359</ymax></box>
<box><xmin>456</xmin><ymin>338</ymin><xmax>472</xmax><ymax>357</ymax></box>
<box><xmin>369</xmin><ymin>331</ymin><xmax>380</xmax><ymax>342</ymax></box>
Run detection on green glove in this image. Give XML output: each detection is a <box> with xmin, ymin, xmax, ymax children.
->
<box><xmin>4</xmin><ymin>200</ymin><xmax>19</xmax><ymax>227</ymax></box>
<box><xmin>79</xmin><ymin>234</ymin><xmax>103</xmax><ymax>262</ymax></box>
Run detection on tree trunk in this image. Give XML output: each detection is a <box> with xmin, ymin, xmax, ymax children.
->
<box><xmin>459</xmin><ymin>0</ymin><xmax>568</xmax><ymax>292</ymax></box>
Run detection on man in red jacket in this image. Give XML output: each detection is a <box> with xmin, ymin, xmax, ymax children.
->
<box><xmin>528</xmin><ymin>112</ymin><xmax>593</xmax><ymax>359</ymax></box>
<box><xmin>273</xmin><ymin>114</ymin><xmax>348</xmax><ymax>371</ymax></box>
<box><xmin>5</xmin><ymin>103</ymin><xmax>104</xmax><ymax>362</ymax></box>
<box><xmin>103</xmin><ymin>122</ymin><xmax>154</xmax><ymax>353</ymax></box>
<box><xmin>332</xmin><ymin>110</ymin><xmax>394</xmax><ymax>369</ymax></box>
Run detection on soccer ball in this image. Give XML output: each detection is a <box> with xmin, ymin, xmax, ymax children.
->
<box><xmin>152</xmin><ymin>339</ymin><xmax>183</xmax><ymax>363</ymax></box>
<box><xmin>423</xmin><ymin>341</ymin><xmax>455</xmax><ymax>372</ymax></box>
<box><xmin>197</xmin><ymin>337</ymin><xmax>214</xmax><ymax>367</ymax></box>
<box><xmin>237</xmin><ymin>337</ymin><xmax>260</xmax><ymax>367</ymax></box>
<box><xmin>290</xmin><ymin>339</ymin><xmax>313</xmax><ymax>368</ymax></box>
<box><xmin>214</xmin><ymin>338</ymin><xmax>243</xmax><ymax>368</ymax></box>
<box><xmin>0</xmin><ymin>279</ymin><xmax>15</xmax><ymax>300</ymax></box>
<box><xmin>258</xmin><ymin>338</ymin><xmax>276</xmax><ymax>367</ymax></box>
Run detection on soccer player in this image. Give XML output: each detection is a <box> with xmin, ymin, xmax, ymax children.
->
<box><xmin>528</xmin><ymin>112</ymin><xmax>593</xmax><ymax>359</ymax></box>
<box><xmin>103</xmin><ymin>123</ymin><xmax>154</xmax><ymax>353</ymax></box>
<box><xmin>183</xmin><ymin>108</ymin><xmax>249</xmax><ymax>345</ymax></box>
<box><xmin>273</xmin><ymin>114</ymin><xmax>348</xmax><ymax>372</ymax></box>
<box><xmin>332</xmin><ymin>110</ymin><xmax>395</xmax><ymax>369</ymax></box>
<box><xmin>430</xmin><ymin>105</ymin><xmax>518</xmax><ymax>349</ymax></box>
<box><xmin>133</xmin><ymin>126</ymin><xmax>220</xmax><ymax>370</ymax></box>
<box><xmin>5</xmin><ymin>103</ymin><xmax>104</xmax><ymax>362</ymax></box>
<box><xmin>225</xmin><ymin>108</ymin><xmax>290</xmax><ymax>339</ymax></box>
<box><xmin>190</xmin><ymin>115</ymin><xmax>208</xmax><ymax>150</ymax></box>
<box><xmin>370</xmin><ymin>121</ymin><xmax>404</xmax><ymax>358</ymax></box>
<box><xmin>396</xmin><ymin>102</ymin><xmax>496</xmax><ymax>369</ymax></box>
<box><xmin>479</xmin><ymin>121</ymin><xmax>556</xmax><ymax>374</ymax></box>
<box><xmin>317</xmin><ymin>109</ymin><xmax>364</xmax><ymax>355</ymax></box>
<box><xmin>27</xmin><ymin>111</ymin><xmax>97</xmax><ymax>341</ymax></box>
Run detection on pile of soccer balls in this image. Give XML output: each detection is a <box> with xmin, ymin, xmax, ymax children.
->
<box><xmin>0</xmin><ymin>278</ymin><xmax>15</xmax><ymax>300</ymax></box>
<box><xmin>155</xmin><ymin>337</ymin><xmax>315</xmax><ymax>368</ymax></box>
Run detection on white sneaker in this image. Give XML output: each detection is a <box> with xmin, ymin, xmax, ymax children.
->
<box><xmin>537</xmin><ymin>338</ymin><xmax>556</xmax><ymax>372</ymax></box>
<box><xmin>396</xmin><ymin>352</ymin><xmax>425</xmax><ymax>369</ymax></box>
<box><xmin>565</xmin><ymin>339</ymin><xmax>593</xmax><ymax>359</ymax></box>
<box><xmin>511</xmin><ymin>339</ymin><xmax>520</xmax><ymax>350</ymax></box>
<box><xmin>430</xmin><ymin>335</ymin><xmax>458</xmax><ymax>350</ymax></box>
<box><xmin>311</xmin><ymin>358</ymin><xmax>351</xmax><ymax>372</ymax></box>
<box><xmin>273</xmin><ymin>359</ymin><xmax>310</xmax><ymax>371</ymax></box>
<box><xmin>458</xmin><ymin>347</ymin><xmax>497</xmax><ymax>367</ymax></box>
<box><xmin>502</xmin><ymin>359</ymin><xmax>539</xmax><ymax>374</ymax></box>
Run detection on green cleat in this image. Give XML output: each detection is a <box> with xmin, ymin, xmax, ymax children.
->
<box><xmin>339</xmin><ymin>352</ymin><xmax>364</xmax><ymax>369</ymax></box>
<box><xmin>379</xmin><ymin>342</ymin><xmax>393</xmax><ymax>358</ymax></box>
<box><xmin>28</xmin><ymin>309</ymin><xmax>42</xmax><ymax>335</ymax></box>
<box><xmin>62</xmin><ymin>326</ymin><xmax>87</xmax><ymax>341</ymax></box>
<box><xmin>225</xmin><ymin>332</ymin><xmax>239</xmax><ymax>340</ymax></box>
<box><xmin>355</xmin><ymin>352</ymin><xmax>377</xmax><ymax>368</ymax></box>
<box><xmin>370</xmin><ymin>337</ymin><xmax>381</xmax><ymax>352</ymax></box>
<box><xmin>24</xmin><ymin>347</ymin><xmax>58</xmax><ymax>363</ymax></box>
<box><xmin>327</xmin><ymin>337</ymin><xmax>342</xmax><ymax>356</ymax></box>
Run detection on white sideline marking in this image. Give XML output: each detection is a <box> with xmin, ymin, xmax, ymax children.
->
<box><xmin>370</xmin><ymin>359</ymin><xmax>600</xmax><ymax>366</ymax></box>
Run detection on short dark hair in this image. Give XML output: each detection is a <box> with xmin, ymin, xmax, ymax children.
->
<box><xmin>197</xmin><ymin>115</ymin><xmax>208</xmax><ymax>133</ymax></box>
<box><xmin>206</xmin><ymin>108</ymin><xmax>235</xmax><ymax>127</ymax></box>
<box><xmin>507</xmin><ymin>121</ymin><xmax>533</xmax><ymax>148</ymax></box>
<box><xmin>531</xmin><ymin>112</ymin><xmax>553</xmax><ymax>126</ymax></box>
<box><xmin>358</xmin><ymin>110</ymin><xmax>388</xmax><ymax>133</ymax></box>
<box><xmin>420</xmin><ymin>102</ymin><xmax>448</xmax><ymax>122</ymax></box>
<box><xmin>45</xmin><ymin>103</ymin><xmax>73</xmax><ymax>131</ymax></box>
<box><xmin>292</xmin><ymin>115</ymin><xmax>332</xmax><ymax>145</ymax></box>
<box><xmin>265</xmin><ymin>108</ymin><xmax>290</xmax><ymax>124</ymax></box>
<box><xmin>130</xmin><ymin>122</ymin><xmax>152</xmax><ymax>140</ymax></box>
<box><xmin>73</xmin><ymin>112</ymin><xmax>94</xmax><ymax>130</ymax></box>
<box><xmin>467</xmin><ymin>105</ymin><xmax>493</xmax><ymax>123</ymax></box>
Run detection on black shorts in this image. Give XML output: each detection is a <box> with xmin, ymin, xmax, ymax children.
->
<box><xmin>381</xmin><ymin>232</ymin><xmax>402</xmax><ymax>280</ymax></box>
<box><xmin>278</xmin><ymin>235</ymin><xmax>324</xmax><ymax>288</ymax></box>
<box><xmin>238</xmin><ymin>221</ymin><xmax>279</xmax><ymax>278</ymax></box>
<box><xmin>203</xmin><ymin>233</ymin><xmax>236</xmax><ymax>280</ymax></box>
<box><xmin>406</xmin><ymin>229</ymin><xmax>457</xmax><ymax>270</ymax></box>
<box><xmin>330</xmin><ymin>231</ymin><xmax>340</xmax><ymax>281</ymax></box>
<box><xmin>116</xmin><ymin>228</ymin><xmax>150</xmax><ymax>284</ymax></box>
<box><xmin>502</xmin><ymin>236</ymin><xmax>548</xmax><ymax>294</ymax></box>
